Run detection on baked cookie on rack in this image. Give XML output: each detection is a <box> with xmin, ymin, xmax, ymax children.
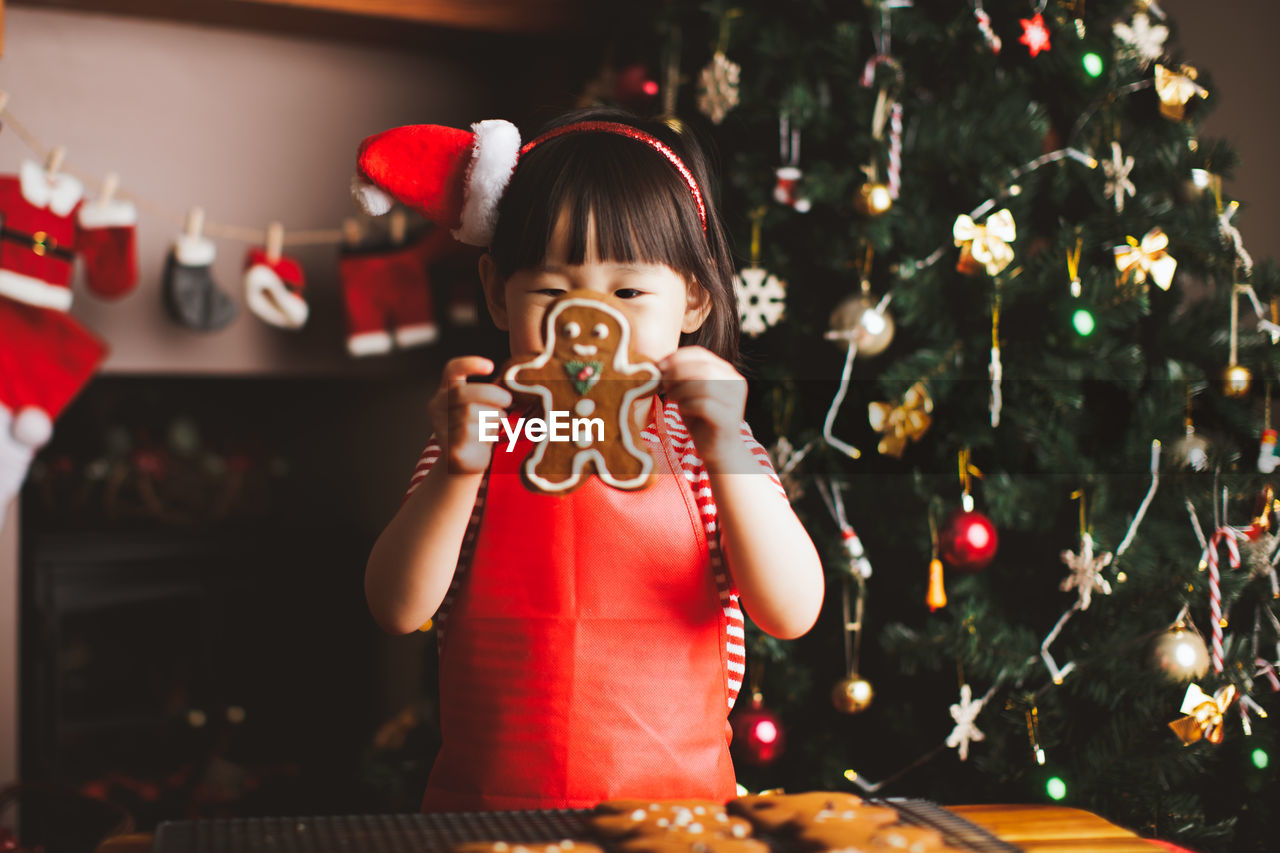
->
<box><xmin>728</xmin><ymin>791</ymin><xmax>896</xmax><ymax>835</ymax></box>
<box><xmin>453</xmin><ymin>841</ymin><xmax>605</xmax><ymax>853</ymax></box>
<box><xmin>591</xmin><ymin>801</ymin><xmax>751</xmax><ymax>841</ymax></box>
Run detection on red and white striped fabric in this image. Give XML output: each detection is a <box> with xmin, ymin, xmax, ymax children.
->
<box><xmin>404</xmin><ymin>400</ymin><xmax>786</xmax><ymax>710</ymax></box>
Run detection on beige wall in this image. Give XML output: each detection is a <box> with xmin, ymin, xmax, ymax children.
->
<box><xmin>0</xmin><ymin>4</ymin><xmax>554</xmax><ymax>791</ymax></box>
<box><xmin>1164</xmin><ymin>0</ymin><xmax>1280</xmax><ymax>264</ymax></box>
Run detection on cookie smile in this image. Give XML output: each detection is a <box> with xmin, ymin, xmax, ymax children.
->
<box><xmin>572</xmin><ymin>344</ymin><xmax>599</xmax><ymax>356</ymax></box>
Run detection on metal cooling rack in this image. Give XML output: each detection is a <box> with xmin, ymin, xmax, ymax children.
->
<box><xmin>153</xmin><ymin>800</ymin><xmax>1022</xmax><ymax>852</ymax></box>
<box><xmin>875</xmin><ymin>799</ymin><xmax>1022</xmax><ymax>852</ymax></box>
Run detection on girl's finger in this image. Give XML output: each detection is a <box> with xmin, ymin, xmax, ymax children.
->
<box><xmin>454</xmin><ymin>383</ymin><xmax>514</xmax><ymax>411</ymax></box>
<box><xmin>441</xmin><ymin>356</ymin><xmax>496</xmax><ymax>387</ymax></box>
<box><xmin>674</xmin><ymin>396</ymin><xmax>736</xmax><ymax>425</ymax></box>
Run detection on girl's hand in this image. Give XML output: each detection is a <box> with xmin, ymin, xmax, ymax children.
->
<box><xmin>658</xmin><ymin>346</ymin><xmax>748</xmax><ymax>470</ymax></box>
<box><xmin>428</xmin><ymin>356</ymin><xmax>513</xmax><ymax>475</ymax></box>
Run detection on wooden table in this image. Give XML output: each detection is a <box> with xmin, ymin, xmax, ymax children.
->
<box><xmin>951</xmin><ymin>804</ymin><xmax>1164</xmax><ymax>852</ymax></box>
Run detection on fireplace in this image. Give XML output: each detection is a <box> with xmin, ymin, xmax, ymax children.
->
<box><xmin>16</xmin><ymin>374</ymin><xmax>441</xmax><ymax>834</ymax></box>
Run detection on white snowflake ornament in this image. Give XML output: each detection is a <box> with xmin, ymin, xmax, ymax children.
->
<box><xmin>946</xmin><ymin>683</ymin><xmax>987</xmax><ymax>761</ymax></box>
<box><xmin>1114</xmin><ymin>12</ymin><xmax>1168</xmax><ymax>68</ymax></box>
<box><xmin>697</xmin><ymin>52</ymin><xmax>741</xmax><ymax>125</ymax></box>
<box><xmin>735</xmin><ymin>267</ymin><xmax>787</xmax><ymax>336</ymax></box>
<box><xmin>1059</xmin><ymin>531</ymin><xmax>1114</xmax><ymax>611</ymax></box>
<box><xmin>1102</xmin><ymin>141</ymin><xmax>1136</xmax><ymax>213</ymax></box>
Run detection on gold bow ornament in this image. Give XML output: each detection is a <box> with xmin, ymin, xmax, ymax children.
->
<box><xmin>954</xmin><ymin>209</ymin><xmax>1016</xmax><ymax>277</ymax></box>
<box><xmin>1154</xmin><ymin>63</ymin><xmax>1209</xmax><ymax>121</ymax></box>
<box><xmin>868</xmin><ymin>382</ymin><xmax>933</xmax><ymax>458</ymax></box>
<box><xmin>1167</xmin><ymin>682</ymin><xmax>1238</xmax><ymax>745</ymax></box>
<box><xmin>1114</xmin><ymin>227</ymin><xmax>1177</xmax><ymax>290</ymax></box>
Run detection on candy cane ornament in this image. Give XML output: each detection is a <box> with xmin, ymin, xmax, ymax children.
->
<box><xmin>1206</xmin><ymin>527</ymin><xmax>1240</xmax><ymax>674</ymax></box>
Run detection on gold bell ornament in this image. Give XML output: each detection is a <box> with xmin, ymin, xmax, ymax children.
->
<box><xmin>826</xmin><ymin>281</ymin><xmax>895</xmax><ymax>357</ymax></box>
<box><xmin>831</xmin><ymin>674</ymin><xmax>875</xmax><ymax>714</ymax></box>
<box><xmin>1223</xmin><ymin>283</ymin><xmax>1251</xmax><ymax>398</ymax></box>
<box><xmin>1150</xmin><ymin>614</ymin><xmax>1210</xmax><ymax>681</ymax></box>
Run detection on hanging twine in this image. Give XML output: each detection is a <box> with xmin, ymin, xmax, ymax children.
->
<box><xmin>1</xmin><ymin>92</ymin><xmax>352</xmax><ymax>248</ymax></box>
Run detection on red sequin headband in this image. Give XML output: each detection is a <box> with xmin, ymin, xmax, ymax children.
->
<box><xmin>519</xmin><ymin>121</ymin><xmax>708</xmax><ymax>232</ymax></box>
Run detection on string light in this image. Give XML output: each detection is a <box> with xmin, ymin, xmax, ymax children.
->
<box><xmin>1252</xmin><ymin>748</ymin><xmax>1270</xmax><ymax>770</ymax></box>
<box><xmin>1046</xmin><ymin>776</ymin><xmax>1068</xmax><ymax>800</ymax></box>
<box><xmin>1083</xmin><ymin>52</ymin><xmax>1104</xmax><ymax>78</ymax></box>
<box><xmin>1072</xmin><ymin>308</ymin><xmax>1096</xmax><ymax>336</ymax></box>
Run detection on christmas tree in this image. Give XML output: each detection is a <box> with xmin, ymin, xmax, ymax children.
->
<box><xmin>605</xmin><ymin>1</ymin><xmax>1280</xmax><ymax>850</ymax></box>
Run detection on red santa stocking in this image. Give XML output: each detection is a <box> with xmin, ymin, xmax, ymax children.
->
<box><xmin>244</xmin><ymin>248</ymin><xmax>308</xmax><ymax>330</ymax></box>
<box><xmin>76</xmin><ymin>196</ymin><xmax>139</xmax><ymax>299</ymax></box>
<box><xmin>338</xmin><ymin>233</ymin><xmax>438</xmax><ymax>357</ymax></box>
<box><xmin>0</xmin><ymin>299</ymin><xmax>107</xmax><ymax>527</ymax></box>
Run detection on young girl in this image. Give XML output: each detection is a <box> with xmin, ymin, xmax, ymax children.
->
<box><xmin>361</xmin><ymin>107</ymin><xmax>824</xmax><ymax>811</ymax></box>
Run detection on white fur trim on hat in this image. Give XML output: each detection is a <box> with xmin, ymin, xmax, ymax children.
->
<box><xmin>13</xmin><ymin>406</ymin><xmax>54</xmax><ymax>448</ymax></box>
<box><xmin>245</xmin><ymin>264</ymin><xmax>308</xmax><ymax>330</ymax></box>
<box><xmin>175</xmin><ymin>234</ymin><xmax>217</xmax><ymax>267</ymax></box>
<box><xmin>77</xmin><ymin>198</ymin><xmax>138</xmax><ymax>229</ymax></box>
<box><xmin>453</xmin><ymin>119</ymin><xmax>521</xmax><ymax>247</ymax></box>
<box><xmin>351</xmin><ymin>174</ymin><xmax>393</xmax><ymax>216</ymax></box>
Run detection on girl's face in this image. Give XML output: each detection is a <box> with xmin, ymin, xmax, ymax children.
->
<box><xmin>480</xmin><ymin>211</ymin><xmax>711</xmax><ymax>361</ymax></box>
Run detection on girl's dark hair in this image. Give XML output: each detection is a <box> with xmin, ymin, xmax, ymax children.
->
<box><xmin>488</xmin><ymin>107</ymin><xmax>740</xmax><ymax>365</ymax></box>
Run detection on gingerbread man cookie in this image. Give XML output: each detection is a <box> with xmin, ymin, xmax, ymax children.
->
<box><xmin>504</xmin><ymin>290</ymin><xmax>660</xmax><ymax>493</ymax></box>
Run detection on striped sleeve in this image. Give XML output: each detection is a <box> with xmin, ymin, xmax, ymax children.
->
<box><xmin>738</xmin><ymin>421</ymin><xmax>789</xmax><ymax>499</ymax></box>
<box><xmin>403</xmin><ymin>435</ymin><xmax>442</xmax><ymax>501</ymax></box>
<box><xmin>400</xmin><ymin>435</ymin><xmax>484</xmax><ymax>647</ymax></box>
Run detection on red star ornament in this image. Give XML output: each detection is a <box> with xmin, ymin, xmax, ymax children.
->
<box><xmin>1019</xmin><ymin>13</ymin><xmax>1051</xmax><ymax>57</ymax></box>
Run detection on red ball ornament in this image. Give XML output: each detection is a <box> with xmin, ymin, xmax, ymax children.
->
<box><xmin>939</xmin><ymin>509</ymin><xmax>999</xmax><ymax>572</ymax></box>
<box><xmin>730</xmin><ymin>692</ymin><xmax>786</xmax><ymax>766</ymax></box>
<box><xmin>616</xmin><ymin>63</ymin><xmax>660</xmax><ymax>105</ymax></box>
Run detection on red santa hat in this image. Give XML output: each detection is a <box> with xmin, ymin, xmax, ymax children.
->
<box><xmin>351</xmin><ymin>119</ymin><xmax>521</xmax><ymax>247</ymax></box>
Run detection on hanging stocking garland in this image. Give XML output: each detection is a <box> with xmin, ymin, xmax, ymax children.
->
<box><xmin>163</xmin><ymin>208</ymin><xmax>237</xmax><ymax>332</ymax></box>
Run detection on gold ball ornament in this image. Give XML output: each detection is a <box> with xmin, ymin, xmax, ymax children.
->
<box><xmin>1150</xmin><ymin>623</ymin><xmax>1210</xmax><ymax>681</ymax></box>
<box><xmin>1223</xmin><ymin>364</ymin><xmax>1253</xmax><ymax>398</ymax></box>
<box><xmin>854</xmin><ymin>182</ymin><xmax>893</xmax><ymax>216</ymax></box>
<box><xmin>827</xmin><ymin>293</ymin><xmax>895</xmax><ymax>357</ymax></box>
<box><xmin>831</xmin><ymin>674</ymin><xmax>875</xmax><ymax>714</ymax></box>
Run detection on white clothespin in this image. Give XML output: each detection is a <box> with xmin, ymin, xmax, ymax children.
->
<box><xmin>98</xmin><ymin>172</ymin><xmax>119</xmax><ymax>206</ymax></box>
<box><xmin>265</xmin><ymin>221</ymin><xmax>284</xmax><ymax>264</ymax></box>
<box><xmin>342</xmin><ymin>217</ymin><xmax>364</xmax><ymax>248</ymax></box>
<box><xmin>390</xmin><ymin>209</ymin><xmax>407</xmax><ymax>246</ymax></box>
<box><xmin>185</xmin><ymin>207</ymin><xmax>205</xmax><ymax>239</ymax></box>
<box><xmin>46</xmin><ymin>145</ymin><xmax>67</xmax><ymax>178</ymax></box>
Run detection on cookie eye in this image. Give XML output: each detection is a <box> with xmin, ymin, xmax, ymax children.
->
<box><xmin>562</xmin><ymin>321</ymin><xmax>581</xmax><ymax>338</ymax></box>
<box><xmin>592</xmin><ymin>323</ymin><xmax>609</xmax><ymax>339</ymax></box>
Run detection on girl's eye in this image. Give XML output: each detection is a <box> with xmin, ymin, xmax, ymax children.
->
<box><xmin>562</xmin><ymin>322</ymin><xmax>581</xmax><ymax>338</ymax></box>
<box><xmin>614</xmin><ymin>288</ymin><xmax>643</xmax><ymax>299</ymax></box>
<box><xmin>592</xmin><ymin>323</ymin><xmax>609</xmax><ymax>339</ymax></box>
<box><xmin>537</xmin><ymin>288</ymin><xmax>566</xmax><ymax>297</ymax></box>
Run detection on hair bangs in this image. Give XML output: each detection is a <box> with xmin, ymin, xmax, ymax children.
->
<box><xmin>492</xmin><ymin>135</ymin><xmax>705</xmax><ymax>280</ymax></box>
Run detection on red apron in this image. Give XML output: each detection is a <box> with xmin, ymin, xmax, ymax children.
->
<box><xmin>422</xmin><ymin>401</ymin><xmax>736</xmax><ymax>811</ymax></box>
